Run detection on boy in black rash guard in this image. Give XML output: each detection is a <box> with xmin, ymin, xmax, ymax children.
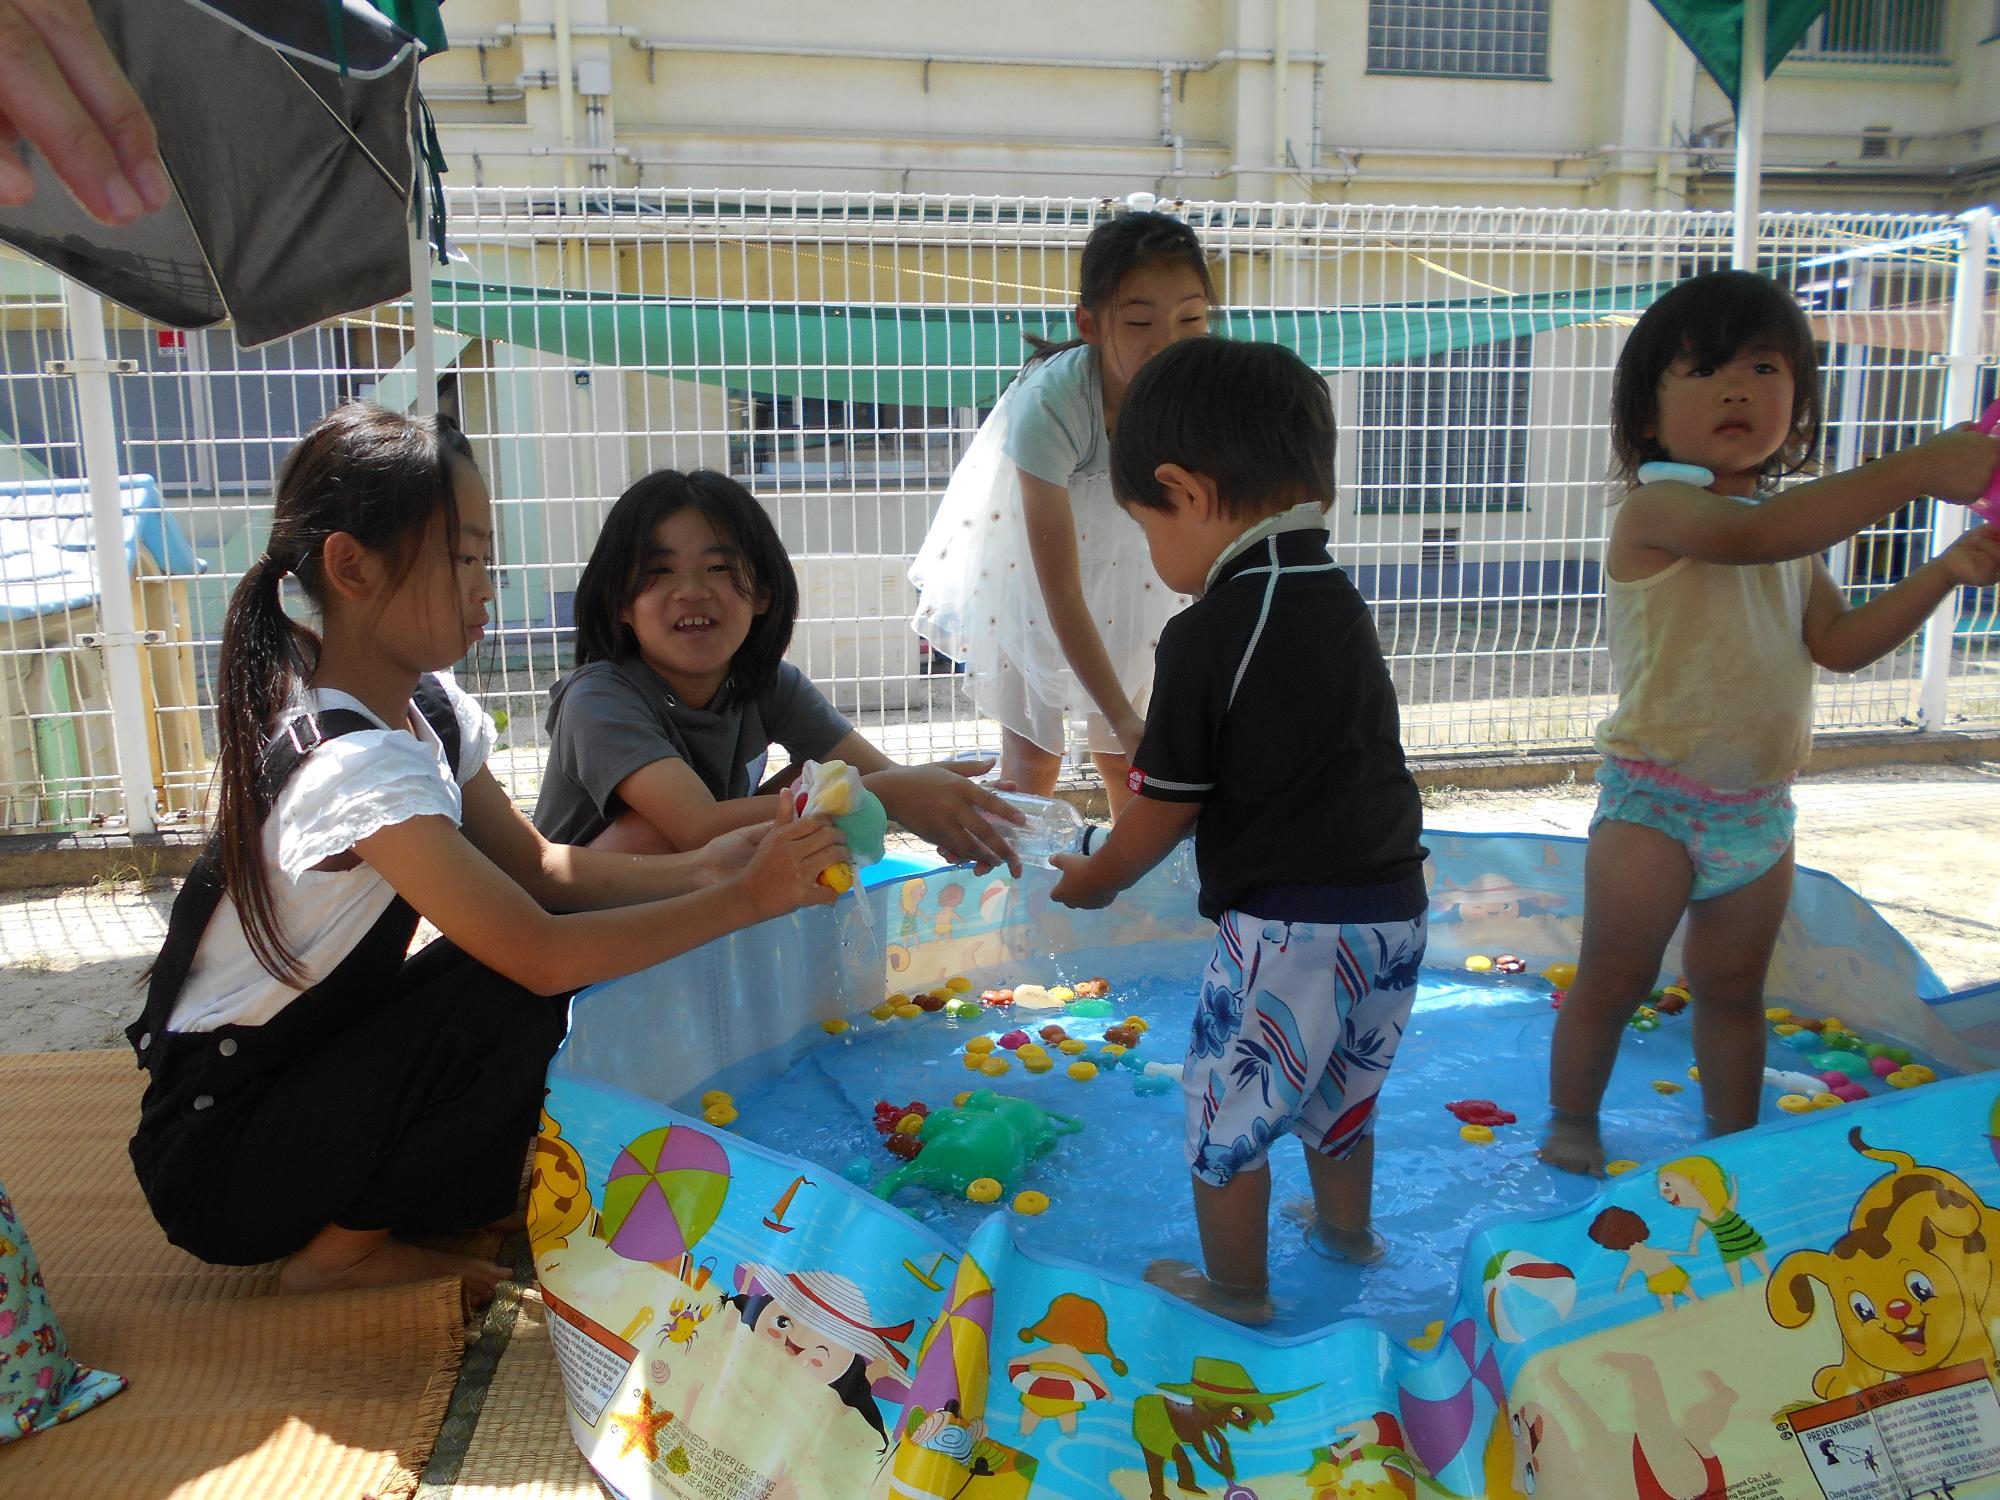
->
<box><xmin>1051</xmin><ymin>338</ymin><xmax>1428</xmax><ymax>1325</ymax></box>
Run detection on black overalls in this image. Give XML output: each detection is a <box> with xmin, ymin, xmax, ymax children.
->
<box><xmin>127</xmin><ymin>677</ymin><xmax>569</xmax><ymax>1266</ymax></box>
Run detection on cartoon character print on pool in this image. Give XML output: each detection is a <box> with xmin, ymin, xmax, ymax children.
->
<box><xmin>526</xmin><ymin>1105</ymin><xmax>591</xmax><ymax>1260</ymax></box>
<box><xmin>1766</xmin><ymin>1127</ymin><xmax>2000</xmax><ymax>1400</ymax></box>
<box><xmin>1130</xmin><ymin>1355</ymin><xmax>1318</xmax><ymax>1500</ymax></box>
<box><xmin>886</xmin><ymin>874</ymin><xmax>1020</xmax><ymax>979</ymax></box>
<box><xmin>723</xmin><ymin>1261</ymin><xmax>917</xmax><ymax>1451</ymax></box>
<box><xmin>1301</xmin><ymin>1411</ymin><xmax>1422</xmax><ymax>1499</ymax></box>
<box><xmin>1588</xmin><ymin>1208</ymin><xmax>1700</xmax><ymax>1315</ymax></box>
<box><xmin>1006</xmin><ymin>1292</ymin><xmax>1126</xmax><ymax>1439</ymax></box>
<box><xmin>1427</xmin><ymin>867</ymin><xmax>1583</xmax><ymax>969</ymax></box>
<box><xmin>1483</xmin><ymin>1350</ymin><xmax>1736</xmax><ymax>1500</ymax></box>
<box><xmin>1654</xmin><ymin>1157</ymin><xmax>1769</xmax><ymax>1292</ymax></box>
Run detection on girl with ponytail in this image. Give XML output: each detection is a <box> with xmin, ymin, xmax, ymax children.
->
<box><xmin>910</xmin><ymin>210</ymin><xmax>1215</xmax><ymax>810</ymax></box>
<box><xmin>130</xmin><ymin>402</ymin><xmax>844</xmax><ymax>1300</ymax></box>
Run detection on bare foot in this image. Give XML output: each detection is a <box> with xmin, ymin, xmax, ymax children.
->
<box><xmin>1537</xmin><ymin>1110</ymin><xmax>1607</xmax><ymax>1177</ymax></box>
<box><xmin>1304</xmin><ymin>1218</ymin><xmax>1387</xmax><ymax>1265</ymax></box>
<box><xmin>1143</xmin><ymin>1258</ymin><xmax>1274</xmax><ymax>1327</ymax></box>
<box><xmin>280</xmin><ymin>1228</ymin><xmax>511</xmax><ymax>1305</ymax></box>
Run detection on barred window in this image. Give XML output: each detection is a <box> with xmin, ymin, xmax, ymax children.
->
<box><xmin>1355</xmin><ymin>335</ymin><xmax>1532</xmax><ymax>514</ymax></box>
<box><xmin>1367</xmin><ymin>0</ymin><xmax>1551</xmax><ymax>80</ymax></box>
<box><xmin>1791</xmin><ymin>0</ymin><xmax>1947</xmax><ymax>65</ymax></box>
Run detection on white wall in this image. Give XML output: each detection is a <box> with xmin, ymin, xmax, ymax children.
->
<box><xmin>418</xmin><ymin>0</ymin><xmax>2000</xmax><ymax>211</ymax></box>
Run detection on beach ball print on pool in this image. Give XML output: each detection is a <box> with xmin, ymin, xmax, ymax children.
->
<box><xmin>0</xmin><ymin>1183</ymin><xmax>126</xmax><ymax>1441</ymax></box>
<box><xmin>600</xmin><ymin>1126</ymin><xmax>731</xmax><ymax>1266</ymax></box>
<box><xmin>1481</xmin><ymin>1250</ymin><xmax>1577</xmax><ymax>1344</ymax></box>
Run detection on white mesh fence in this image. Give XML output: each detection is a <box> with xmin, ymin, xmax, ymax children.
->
<box><xmin>0</xmin><ymin>191</ymin><xmax>1992</xmax><ymax>832</ymax></box>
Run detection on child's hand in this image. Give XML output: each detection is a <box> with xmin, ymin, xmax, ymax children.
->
<box><xmin>733</xmin><ymin>794</ymin><xmax>846</xmax><ymax>919</ymax></box>
<box><xmin>1049</xmin><ymin>851</ymin><xmax>1114</xmax><ymax>909</ymax></box>
<box><xmin>1910</xmin><ymin>427</ymin><xmax>2000</xmax><ymax>504</ymax></box>
<box><xmin>870</xmin><ymin>765</ymin><xmax>1025</xmax><ymax>878</ymax></box>
<box><xmin>1936</xmin><ymin>523</ymin><xmax>2000</xmax><ymax>587</ymax></box>
<box><xmin>694</xmin><ymin>823</ymin><xmax>768</xmax><ymax>888</ymax></box>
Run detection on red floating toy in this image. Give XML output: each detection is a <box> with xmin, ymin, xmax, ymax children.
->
<box><xmin>873</xmin><ymin>1098</ymin><xmax>929</xmax><ymax>1136</ymax></box>
<box><xmin>1445</xmin><ymin>1099</ymin><xmax>1518</xmax><ymax>1128</ymax></box>
<box><xmin>980</xmin><ymin>989</ymin><xmax>1015</xmax><ymax>1008</ymax></box>
<box><xmin>998</xmin><ymin>1030</ymin><xmax>1031</xmax><ymax>1050</ymax></box>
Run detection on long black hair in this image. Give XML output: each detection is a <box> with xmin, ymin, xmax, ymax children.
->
<box><xmin>217</xmin><ymin>402</ymin><xmax>472</xmax><ymax>983</ymax></box>
<box><xmin>569</xmin><ymin>469</ymin><xmax>798</xmax><ymax>693</ymax></box>
<box><xmin>1024</xmin><ymin>209</ymin><xmax>1216</xmax><ymax>368</ymax></box>
<box><xmin>1610</xmin><ymin>269</ymin><xmax>1823</xmax><ymax>487</ymax></box>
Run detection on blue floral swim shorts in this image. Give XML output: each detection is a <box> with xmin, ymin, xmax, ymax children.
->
<box><xmin>1183</xmin><ymin>910</ymin><xmax>1428</xmax><ymax>1187</ymax></box>
<box><xmin>1593</xmin><ymin>756</ymin><xmax>1796</xmax><ymax>902</ymax></box>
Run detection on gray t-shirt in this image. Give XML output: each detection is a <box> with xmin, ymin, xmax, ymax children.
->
<box><xmin>533</xmin><ymin>657</ymin><xmax>853</xmax><ymax>846</ymax></box>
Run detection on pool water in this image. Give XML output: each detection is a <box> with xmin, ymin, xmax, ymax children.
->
<box><xmin>678</xmin><ymin>940</ymin><xmax>1942</xmax><ymax>1340</ymax></box>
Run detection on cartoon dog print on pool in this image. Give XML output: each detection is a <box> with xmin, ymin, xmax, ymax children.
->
<box><xmin>1766</xmin><ymin>1127</ymin><xmax>2000</xmax><ymax>1400</ymax></box>
<box><xmin>1131</xmin><ymin>1356</ymin><xmax>1317</xmax><ymax>1500</ymax></box>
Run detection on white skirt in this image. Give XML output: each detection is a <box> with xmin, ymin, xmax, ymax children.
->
<box><xmin>910</xmin><ymin>388</ymin><xmax>1188</xmax><ymax>754</ymax></box>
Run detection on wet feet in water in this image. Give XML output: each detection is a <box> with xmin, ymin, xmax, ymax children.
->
<box><xmin>1281</xmin><ymin>1197</ymin><xmax>1387</xmax><ymax>1264</ymax></box>
<box><xmin>1538</xmin><ymin>1110</ymin><xmax>1608</xmax><ymax>1177</ymax></box>
<box><xmin>1304</xmin><ymin>1219</ymin><xmax>1387</xmax><ymax>1266</ymax></box>
<box><xmin>1142</xmin><ymin>1259</ymin><xmax>1275</xmax><ymax>1327</ymax></box>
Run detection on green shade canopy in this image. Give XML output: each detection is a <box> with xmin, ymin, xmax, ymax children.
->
<box><xmin>428</xmin><ymin>278</ymin><xmax>1668</xmax><ymax>409</ymax></box>
<box><xmin>1647</xmin><ymin>0</ymin><xmax>1829</xmax><ymax>108</ymax></box>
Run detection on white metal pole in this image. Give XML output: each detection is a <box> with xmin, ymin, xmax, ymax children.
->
<box><xmin>60</xmin><ymin>279</ymin><xmax>158</xmax><ymax>836</ymax></box>
<box><xmin>1916</xmin><ymin>206</ymin><xmax>1992</xmax><ymax>730</ymax></box>
<box><xmin>1826</xmin><ymin>261</ymin><xmax>1873</xmax><ymax>588</ymax></box>
<box><xmin>1731</xmin><ymin>0</ymin><xmax>1766</xmax><ymax>271</ymax></box>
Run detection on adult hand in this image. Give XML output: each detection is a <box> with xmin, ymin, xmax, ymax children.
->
<box><xmin>870</xmin><ymin>764</ymin><xmax>1025</xmax><ymax>878</ymax></box>
<box><xmin>936</xmin><ymin>752</ymin><xmax>995</xmax><ymax>779</ymax></box>
<box><xmin>1048</xmin><ymin>851</ymin><xmax>1114</xmax><ymax>909</ymax></box>
<box><xmin>731</xmin><ymin>793</ymin><xmax>846</xmax><ymax>919</ymax></box>
<box><xmin>0</xmin><ymin>0</ymin><xmax>171</xmax><ymax>225</ymax></box>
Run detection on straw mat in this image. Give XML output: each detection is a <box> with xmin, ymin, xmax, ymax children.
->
<box><xmin>0</xmin><ymin>1050</ymin><xmax>466</xmax><ymax>1500</ymax></box>
<box><xmin>418</xmin><ymin>1286</ymin><xmax>602</xmax><ymax>1500</ymax></box>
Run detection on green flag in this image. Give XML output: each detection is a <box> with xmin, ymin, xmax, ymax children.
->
<box><xmin>363</xmin><ymin>0</ymin><xmax>449</xmax><ymax>55</ymax></box>
<box><xmin>1647</xmin><ymin>0</ymin><xmax>1827</xmax><ymax>108</ymax></box>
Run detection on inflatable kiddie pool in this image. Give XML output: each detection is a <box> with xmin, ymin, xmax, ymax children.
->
<box><xmin>532</xmin><ymin>830</ymin><xmax>2000</xmax><ymax>1500</ymax></box>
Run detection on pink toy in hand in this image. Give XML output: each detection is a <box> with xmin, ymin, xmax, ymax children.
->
<box><xmin>1970</xmin><ymin>396</ymin><xmax>2000</xmax><ymax>523</ymax></box>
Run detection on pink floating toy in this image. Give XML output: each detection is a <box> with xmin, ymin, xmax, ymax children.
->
<box><xmin>1970</xmin><ymin>396</ymin><xmax>2000</xmax><ymax>523</ymax></box>
<box><xmin>1868</xmin><ymin>1055</ymin><xmax>1899</xmax><ymax>1078</ymax></box>
<box><xmin>998</xmin><ymin>1030</ymin><xmax>1030</xmax><ymax>1050</ymax></box>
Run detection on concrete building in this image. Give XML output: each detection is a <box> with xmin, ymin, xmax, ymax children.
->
<box><xmin>417</xmin><ymin>0</ymin><xmax>1997</xmax><ymax>212</ymax></box>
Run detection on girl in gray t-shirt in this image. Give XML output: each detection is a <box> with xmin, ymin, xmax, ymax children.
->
<box><xmin>536</xmin><ymin>470</ymin><xmax>1020</xmax><ymax>874</ymax></box>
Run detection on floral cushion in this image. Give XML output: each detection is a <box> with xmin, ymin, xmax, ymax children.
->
<box><xmin>1</xmin><ymin>1182</ymin><xmax>125</xmax><ymax>1441</ymax></box>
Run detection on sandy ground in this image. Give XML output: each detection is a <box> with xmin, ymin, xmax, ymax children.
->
<box><xmin>3</xmin><ymin>762</ymin><xmax>1997</xmax><ymax>1056</ymax></box>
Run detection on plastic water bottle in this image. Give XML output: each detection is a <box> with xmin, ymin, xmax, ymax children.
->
<box><xmin>986</xmin><ymin>791</ymin><xmax>1102</xmax><ymax>866</ymax></box>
